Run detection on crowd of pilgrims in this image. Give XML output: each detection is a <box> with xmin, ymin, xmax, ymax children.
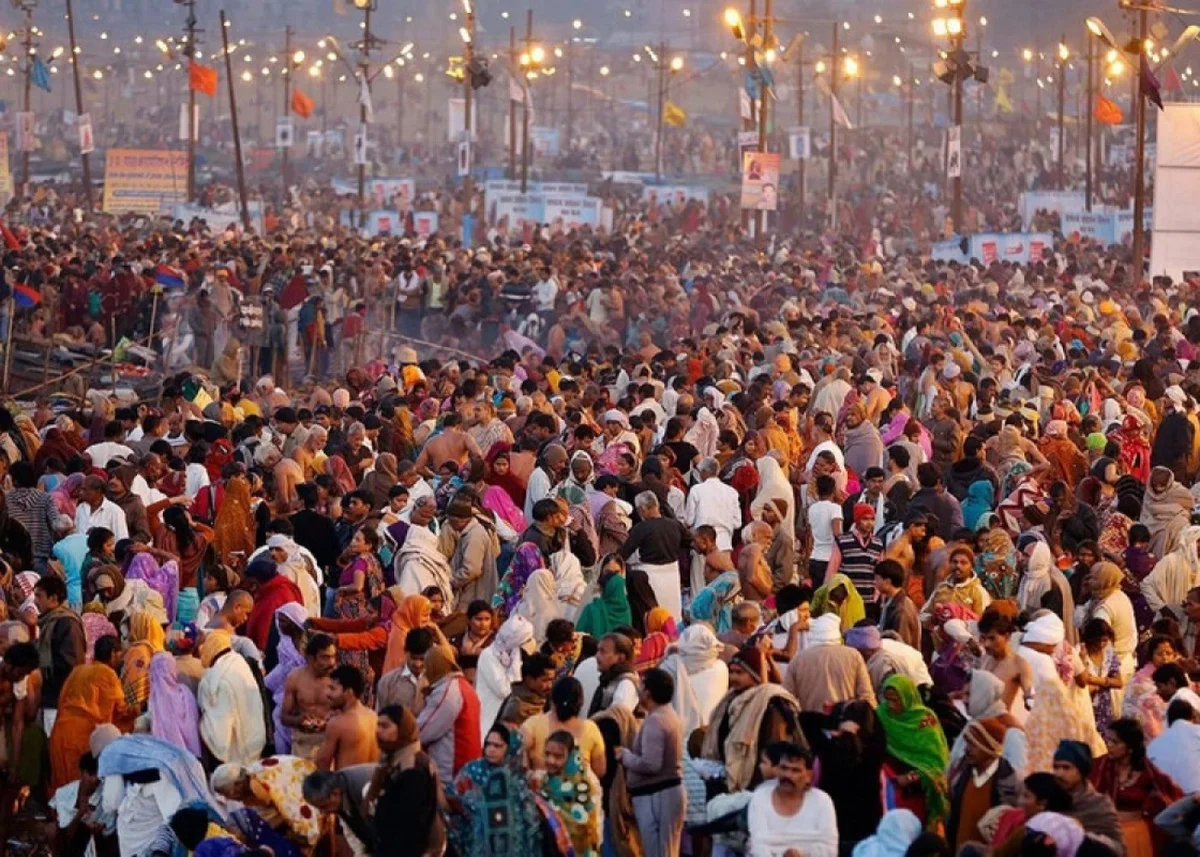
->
<box><xmin>6</xmin><ymin>224</ymin><xmax>1200</xmax><ymax>857</ymax></box>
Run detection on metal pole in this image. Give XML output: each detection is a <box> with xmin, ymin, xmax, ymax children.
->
<box><xmin>509</xmin><ymin>26</ymin><xmax>517</xmax><ymax>178</ymax></box>
<box><xmin>1132</xmin><ymin>9</ymin><xmax>1148</xmax><ymax>282</ymax></box>
<box><xmin>20</xmin><ymin>9</ymin><xmax>31</xmax><ymax>196</ymax></box>
<box><xmin>796</xmin><ymin>36</ymin><xmax>804</xmax><ymax>222</ymax></box>
<box><xmin>358</xmin><ymin>4</ymin><xmax>372</xmax><ymax>211</ymax></box>
<box><xmin>2</xmin><ymin>297</ymin><xmax>14</xmax><ymax>394</ymax></box>
<box><xmin>654</xmin><ymin>46</ymin><xmax>666</xmax><ymax>181</ymax></box>
<box><xmin>566</xmin><ymin>38</ymin><xmax>574</xmax><ymax>146</ymax></box>
<box><xmin>282</xmin><ymin>25</ymin><xmax>291</xmax><ymax>197</ymax></box>
<box><xmin>64</xmin><ymin>0</ymin><xmax>92</xmax><ymax>210</ymax></box>
<box><xmin>1085</xmin><ymin>33</ymin><xmax>1093</xmax><ymax>211</ymax></box>
<box><xmin>1057</xmin><ymin>35</ymin><xmax>1066</xmax><ymax>190</ymax></box>
<box><xmin>219</xmin><ymin>10</ymin><xmax>251</xmax><ymax>231</ymax></box>
<box><xmin>185</xmin><ymin>0</ymin><xmax>196</xmax><ymax>202</ymax></box>
<box><xmin>951</xmin><ymin>2</ymin><xmax>964</xmax><ymax>234</ymax></box>
<box><xmin>907</xmin><ymin>61</ymin><xmax>914</xmax><ymax>170</ymax></box>
<box><xmin>829</xmin><ymin>21</ymin><xmax>839</xmax><ymax>227</ymax></box>
<box><xmin>463</xmin><ymin>3</ymin><xmax>474</xmax><ymax>239</ymax></box>
<box><xmin>756</xmin><ymin>0</ymin><xmax>771</xmax><ymax>236</ymax></box>
<box><xmin>520</xmin><ymin>9</ymin><xmax>532</xmax><ymax>193</ymax></box>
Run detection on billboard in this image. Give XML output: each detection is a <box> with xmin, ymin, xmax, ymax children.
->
<box><xmin>740</xmin><ymin>151</ymin><xmax>780</xmax><ymax>211</ymax></box>
<box><xmin>102</xmin><ymin>148</ymin><xmax>189</xmax><ymax>214</ymax></box>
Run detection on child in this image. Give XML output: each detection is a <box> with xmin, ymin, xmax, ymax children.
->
<box><xmin>1077</xmin><ymin>617</ymin><xmax>1123</xmax><ymax>731</ymax></box>
<box><xmin>1123</xmin><ymin>523</ymin><xmax>1157</xmax><ymax>628</ymax></box>
<box><xmin>537</xmin><ymin>731</ymin><xmax>602</xmax><ymax>857</ymax></box>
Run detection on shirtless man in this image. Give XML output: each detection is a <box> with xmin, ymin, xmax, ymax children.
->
<box><xmin>413</xmin><ymin>412</ymin><xmax>483</xmax><ymax>477</ymax></box>
<box><xmin>693</xmin><ymin>525</ymin><xmax>735</xmax><ymax>587</ymax></box>
<box><xmin>282</xmin><ymin>633</ymin><xmax>338</xmax><ymax>761</ymax></box>
<box><xmin>315</xmin><ymin>664</ymin><xmax>379</xmax><ymax>771</ymax></box>
<box><xmin>208</xmin><ymin>590</ymin><xmax>254</xmax><ymax>632</ymax></box>
<box><xmin>977</xmin><ymin>610</ymin><xmax>1032</xmax><ymax>715</ymax></box>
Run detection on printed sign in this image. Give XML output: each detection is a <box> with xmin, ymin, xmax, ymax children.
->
<box><xmin>740</xmin><ymin>151</ymin><xmax>780</xmax><ymax>211</ymax></box>
<box><xmin>788</xmin><ymin>126</ymin><xmax>810</xmax><ymax>160</ymax></box>
<box><xmin>102</xmin><ymin>148</ymin><xmax>189</xmax><ymax>214</ymax></box>
<box><xmin>78</xmin><ymin>113</ymin><xmax>94</xmax><ymax>155</ymax></box>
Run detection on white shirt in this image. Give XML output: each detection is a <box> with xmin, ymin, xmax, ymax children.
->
<box><xmin>747</xmin><ymin>782</ymin><xmax>838</xmax><ymax>857</ymax></box>
<box><xmin>685</xmin><ymin>477</ymin><xmax>741</xmax><ymax>551</ymax></box>
<box><xmin>75</xmin><ymin>498</ymin><xmax>129</xmax><ymax>541</ymax></box>
<box><xmin>185</xmin><ymin>462</ymin><xmax>211</xmax><ymax>499</ymax></box>
<box><xmin>524</xmin><ymin>466</ymin><xmax>554</xmax><ymax>522</ymax></box>
<box><xmin>534</xmin><ymin>277</ymin><xmax>559</xmax><ymax>312</ymax></box>
<box><xmin>880</xmin><ymin>637</ymin><xmax>934</xmax><ymax>687</ymax></box>
<box><xmin>84</xmin><ymin>441</ymin><xmax>135</xmax><ymax>469</ymax></box>
<box><xmin>1148</xmin><ymin>719</ymin><xmax>1200</xmax><ymax>794</ymax></box>
<box><xmin>807</xmin><ymin>500</ymin><xmax>843</xmax><ymax>562</ymax></box>
<box><xmin>130</xmin><ymin>473</ymin><xmax>168</xmax><ymax>510</ymax></box>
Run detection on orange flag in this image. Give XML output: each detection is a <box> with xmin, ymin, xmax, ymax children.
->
<box><xmin>291</xmin><ymin>89</ymin><xmax>314</xmax><ymax>119</ymax></box>
<box><xmin>1095</xmin><ymin>94</ymin><xmax>1123</xmax><ymax>125</ymax></box>
<box><xmin>189</xmin><ymin>62</ymin><xmax>218</xmax><ymax>97</ymax></box>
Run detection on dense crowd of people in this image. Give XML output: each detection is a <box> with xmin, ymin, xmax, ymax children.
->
<box><xmin>0</xmin><ymin>168</ymin><xmax>1199</xmax><ymax>857</ymax></box>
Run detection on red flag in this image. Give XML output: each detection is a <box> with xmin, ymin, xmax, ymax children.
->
<box><xmin>1095</xmin><ymin>94</ymin><xmax>1123</xmax><ymax>125</ymax></box>
<box><xmin>188</xmin><ymin>62</ymin><xmax>218</xmax><ymax>97</ymax></box>
<box><xmin>291</xmin><ymin>89</ymin><xmax>314</xmax><ymax>119</ymax></box>
<box><xmin>1163</xmin><ymin>63</ymin><xmax>1184</xmax><ymax>94</ymax></box>
<box><xmin>0</xmin><ymin>219</ymin><xmax>21</xmax><ymax>250</ymax></box>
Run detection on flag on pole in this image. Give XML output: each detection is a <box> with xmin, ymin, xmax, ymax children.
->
<box><xmin>188</xmin><ymin>62</ymin><xmax>218</xmax><ymax>97</ymax></box>
<box><xmin>1095</xmin><ymin>94</ymin><xmax>1123</xmax><ymax>125</ymax></box>
<box><xmin>12</xmin><ymin>283</ymin><xmax>40</xmax><ymax>308</ymax></box>
<box><xmin>831</xmin><ymin>93</ymin><xmax>854</xmax><ymax>130</ymax></box>
<box><xmin>663</xmin><ymin>101</ymin><xmax>686</xmax><ymax>127</ymax></box>
<box><xmin>508</xmin><ymin>74</ymin><xmax>523</xmax><ymax>104</ymax></box>
<box><xmin>358</xmin><ymin>76</ymin><xmax>374</xmax><ymax>123</ymax></box>
<box><xmin>154</xmin><ymin>265</ymin><xmax>186</xmax><ymax>290</ymax></box>
<box><xmin>31</xmin><ymin>58</ymin><xmax>51</xmax><ymax>93</ymax></box>
<box><xmin>1163</xmin><ymin>63</ymin><xmax>1184</xmax><ymax>94</ymax></box>
<box><xmin>291</xmin><ymin>89</ymin><xmax>314</xmax><ymax>119</ymax></box>
<box><xmin>0</xmin><ymin>220</ymin><xmax>21</xmax><ymax>250</ymax></box>
<box><xmin>1141</xmin><ymin>55</ymin><xmax>1164</xmax><ymax>110</ymax></box>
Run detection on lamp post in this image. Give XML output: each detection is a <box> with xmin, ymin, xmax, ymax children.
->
<box><xmin>932</xmin><ymin>0</ymin><xmax>982</xmax><ymax>235</ymax></box>
<box><xmin>63</xmin><ymin>0</ymin><xmax>91</xmax><ymax>210</ymax></box>
<box><xmin>1085</xmin><ymin>29</ymin><xmax>1094</xmax><ymax>211</ymax></box>
<box><xmin>648</xmin><ymin>45</ymin><xmax>682</xmax><ymax>182</ymax></box>
<box><xmin>517</xmin><ymin>10</ymin><xmax>544</xmax><ymax>194</ymax></box>
<box><xmin>12</xmin><ymin>0</ymin><xmax>38</xmax><ymax>199</ymax></box>
<box><xmin>1056</xmin><ymin>36</ymin><xmax>1068</xmax><ymax>190</ymax></box>
<box><xmin>282</xmin><ymin>30</ymin><xmax>302</xmax><ymax>197</ymax></box>
<box><xmin>723</xmin><ymin>0</ymin><xmax>778</xmax><ymax>235</ymax></box>
<box><xmin>173</xmin><ymin>0</ymin><xmax>198</xmax><ymax>201</ymax></box>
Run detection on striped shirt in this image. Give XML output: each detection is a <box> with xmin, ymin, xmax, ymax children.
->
<box><xmin>835</xmin><ymin>530</ymin><xmax>885</xmax><ymax>598</ymax></box>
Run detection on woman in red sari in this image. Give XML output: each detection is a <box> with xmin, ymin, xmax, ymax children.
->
<box><xmin>1090</xmin><ymin>717</ymin><xmax>1181</xmax><ymax>857</ymax></box>
<box><xmin>1112</xmin><ymin>415</ymin><xmax>1151</xmax><ymax>485</ymax></box>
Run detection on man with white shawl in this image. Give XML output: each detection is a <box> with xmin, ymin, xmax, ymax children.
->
<box><xmin>266</xmin><ymin>534</ymin><xmax>321</xmax><ymax>618</ymax></box>
<box><xmin>196</xmin><ymin>630</ymin><xmax>267</xmax><ymax>766</ymax></box>
<box><xmin>751</xmin><ymin>453</ymin><xmax>796</xmax><ymax>550</ymax></box>
<box><xmin>684</xmin><ymin>406</ymin><xmax>720</xmax><ymax>460</ymax></box>
<box><xmin>475</xmin><ymin>615</ymin><xmax>534</xmax><ymax>742</ymax></box>
<box><xmin>673</xmin><ymin>624</ymin><xmax>729</xmax><ymax>727</ymax></box>
<box><xmin>513</xmin><ymin>569</ymin><xmax>563</xmax><ymax>643</ymax></box>
<box><xmin>1141</xmin><ymin>525</ymin><xmax>1200</xmax><ymax>622</ymax></box>
<box><xmin>1016</xmin><ymin>536</ymin><xmax>1077</xmax><ymax>645</ymax></box>
<box><xmin>391</xmin><ymin>520</ymin><xmax>455</xmax><ymax>607</ymax></box>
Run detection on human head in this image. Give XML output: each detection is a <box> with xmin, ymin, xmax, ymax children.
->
<box><xmin>1052</xmin><ymin>739</ymin><xmax>1093</xmax><ymax>790</ymax></box>
<box><xmin>544</xmin><ymin>730</ymin><xmax>575</xmax><ymax>775</ymax></box>
<box><xmin>1103</xmin><ymin>717</ymin><xmax>1146</xmax><ymax>767</ymax></box>
<box><xmin>305</xmin><ymin>632</ymin><xmax>338</xmax><ymax>677</ymax></box>
<box><xmin>596</xmin><ymin>633</ymin><xmax>634</xmax><ymax>673</ymax></box>
<box><xmin>521</xmin><ymin>652</ymin><xmax>556</xmax><ymax>697</ymax></box>
<box><xmin>1153</xmin><ymin>661</ymin><xmax>1188</xmax><ymax>702</ymax></box>
<box><xmin>873</xmin><ymin>559</ymin><xmax>905</xmax><ymax>597</ymax></box>
<box><xmin>483</xmin><ymin>723</ymin><xmax>512</xmax><ymax>765</ymax></box>
<box><xmin>639</xmin><ymin>667</ymin><xmax>675</xmax><ymax>711</ymax></box>
<box><xmin>1018</xmin><ymin>771</ymin><xmax>1072</xmax><ymax>817</ymax></box>
<box><xmin>33</xmin><ymin>575</ymin><xmax>66</xmax><ymax>614</ymax></box>
<box><xmin>302</xmin><ymin>770</ymin><xmax>346</xmax><ymax>814</ymax></box>
<box><xmin>771</xmin><ymin>743</ymin><xmax>813</xmax><ymax>798</ymax></box>
<box><xmin>550</xmin><ymin>676</ymin><xmax>584</xmax><ymax>721</ymax></box>
<box><xmin>328</xmin><ymin>664</ymin><xmax>365</xmax><ymax>709</ymax></box>
<box><xmin>376</xmin><ymin>705</ymin><xmax>418</xmax><ymax>753</ymax></box>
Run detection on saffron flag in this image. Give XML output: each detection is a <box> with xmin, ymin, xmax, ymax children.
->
<box><xmin>189</xmin><ymin>62</ymin><xmax>218</xmax><ymax>98</ymax></box>
<box><xmin>1095</xmin><ymin>94</ymin><xmax>1123</xmax><ymax>125</ymax></box>
<box><xmin>663</xmin><ymin>101</ymin><xmax>686</xmax><ymax>127</ymax></box>
<box><xmin>291</xmin><ymin>89</ymin><xmax>314</xmax><ymax>119</ymax></box>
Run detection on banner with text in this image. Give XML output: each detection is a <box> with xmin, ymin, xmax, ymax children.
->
<box><xmin>331</xmin><ymin>177</ymin><xmax>415</xmax><ymax>209</ymax></box>
<box><xmin>102</xmin><ymin>148</ymin><xmax>189</xmax><ymax>214</ymax></box>
<box><xmin>740</xmin><ymin>151</ymin><xmax>780</xmax><ymax>211</ymax></box>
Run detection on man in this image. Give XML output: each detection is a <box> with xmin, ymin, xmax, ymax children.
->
<box><xmin>833</xmin><ymin>504</ymin><xmax>886</xmax><ymax>601</ymax></box>
<box><xmin>761</xmin><ymin>498</ymin><xmax>797</xmax><ymax>591</ymax></box>
<box><xmin>746</xmin><ymin>743</ymin><xmax>837</xmax><ymax>857</ymax></box>
<box><xmin>6</xmin><ymin>461</ymin><xmax>59</xmax><ymax>572</ymax></box>
<box><xmin>842</xmin><ymin>467</ymin><xmax>887</xmax><ymax>533</ymax></box>
<box><xmin>884</xmin><ymin>513</ymin><xmax>931</xmax><ymax>604</ymax></box>
<box><xmin>282</xmin><ymin>632</ymin><xmax>338</xmax><ymax>761</ymax></box>
<box><xmin>302</xmin><ymin>765</ymin><xmax>380</xmax><ymax>855</ymax></box>
<box><xmin>844</xmin><ymin>624</ymin><xmax>932</xmax><ymax>696</ymax></box>
<box><xmin>1148</xmin><ymin>699</ymin><xmax>1200</xmax><ymax>794</ymax></box>
<box><xmin>34</xmin><ymin>575</ymin><xmax>84</xmax><ymax>731</ymax></box>
<box><xmin>521</xmin><ymin>498</ymin><xmax>568</xmax><ymax>562</ymax></box>
<box><xmin>738</xmin><ymin>521</ymin><xmax>775</xmax><ymax>603</ymax></box>
<box><xmin>907</xmin><ymin>462</ymin><xmax>963</xmax><ymax>541</ymax></box>
<box><xmin>783</xmin><ymin>613</ymin><xmax>876</xmax><ymax>713</ymax></box>
<box><xmin>333</xmin><ymin>490</ymin><xmax>372</xmax><ymax>553</ymax></box>
<box><xmin>945</xmin><ymin>719</ymin><xmax>1019</xmax><ymax>851</ymax></box>
<box><xmin>242</xmin><ymin>558</ymin><xmax>304</xmax><ymax>650</ymax></box>
<box><xmin>291</xmin><ymin>482</ymin><xmax>341</xmax><ymax>575</ymax></box>
<box><xmin>74</xmin><ymin>475</ymin><xmax>129</xmax><ymax>540</ymax></box>
<box><xmin>691</xmin><ymin>524</ymin><xmax>736</xmax><ymax>593</ymax></box>
<box><xmin>197</xmin><ymin>630</ymin><xmax>267</xmax><ymax>765</ymax></box>
<box><xmin>0</xmin><ymin>633</ymin><xmax>38</xmax><ymax>786</ymax></box>
<box><xmin>315</xmin><ymin>665</ymin><xmax>379</xmax><ymax>771</ymax></box>
<box><xmin>414</xmin><ymin>412</ymin><xmax>484</xmax><ymax>478</ymax></box>
<box><xmin>619</xmin><ymin>491</ymin><xmax>694</xmax><ymax>621</ymax></box>
<box><xmin>376</xmin><ymin>627</ymin><xmax>433</xmax><ymax>714</ymax></box>
<box><xmin>1152</xmin><ymin>662</ymin><xmax>1200</xmax><ymax>713</ymax></box>
<box><xmin>85</xmin><ymin>420</ymin><xmax>135</xmax><ymax>469</ymax></box>
<box><xmin>589</xmin><ymin>633</ymin><xmax>640</xmax><ymax>715</ymax></box>
<box><xmin>524</xmin><ymin>443</ymin><xmax>568</xmax><ymax>522</ymax></box>
<box><xmin>1052</xmin><ymin>739</ymin><xmax>1123</xmax><ymax>848</ymax></box>
<box><xmin>619</xmin><ymin>667</ymin><xmax>685</xmax><ymax>857</ymax></box>
<box><xmin>945</xmin><ymin>435</ymin><xmax>999</xmax><ymax>502</ymax></box>
<box><xmin>684</xmin><ymin>457</ymin><xmax>741</xmax><ymax>551</ymax></box>
<box><xmin>927</xmin><ymin>397</ymin><xmax>963</xmax><ymax>475</ymax></box>
<box><xmin>977</xmin><ymin>610</ymin><xmax>1032</xmax><ymax>717</ymax></box>
<box><xmin>447</xmin><ymin>498</ymin><xmax>500</xmax><ymax>611</ymax></box>
<box><xmin>468</xmin><ymin>398</ymin><xmax>514</xmax><ymax>458</ymax></box>
<box><xmin>874</xmin><ymin>559</ymin><xmax>921</xmax><ymax>649</ymax></box>
<box><xmin>806</xmin><ymin>475</ymin><xmax>844</xmax><ymax>585</ymax></box>
<box><xmin>208</xmin><ymin>589</ymin><xmax>254</xmax><ymax>632</ymax></box>
<box><xmin>498</xmin><ymin>651</ymin><xmax>554</xmax><ymax>728</ymax></box>
<box><xmin>719</xmin><ymin>602</ymin><xmax>763</xmax><ymax>657</ymax></box>
<box><xmin>392</xmin><ymin>502</ymin><xmax>453</xmax><ymax>604</ymax></box>
<box><xmin>920</xmin><ymin>545</ymin><xmax>991</xmax><ymax>620</ymax></box>
<box><xmin>417</xmin><ymin>646</ymin><xmax>481</xmax><ymax>786</ymax></box>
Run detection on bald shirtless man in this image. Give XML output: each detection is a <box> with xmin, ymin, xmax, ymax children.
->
<box><xmin>208</xmin><ymin>590</ymin><xmax>254</xmax><ymax>632</ymax></box>
<box><xmin>282</xmin><ymin>632</ymin><xmax>337</xmax><ymax>761</ymax></box>
<box><xmin>315</xmin><ymin>664</ymin><xmax>379</xmax><ymax>771</ymax></box>
<box><xmin>413</xmin><ymin>412</ymin><xmax>483</xmax><ymax>477</ymax></box>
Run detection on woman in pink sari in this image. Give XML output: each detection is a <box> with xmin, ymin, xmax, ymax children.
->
<box><xmin>50</xmin><ymin>473</ymin><xmax>84</xmax><ymax>519</ymax></box>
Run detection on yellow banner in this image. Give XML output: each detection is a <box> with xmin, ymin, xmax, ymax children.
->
<box><xmin>101</xmin><ymin>148</ymin><xmax>189</xmax><ymax>214</ymax></box>
<box><xmin>0</xmin><ymin>133</ymin><xmax>12</xmax><ymax>204</ymax></box>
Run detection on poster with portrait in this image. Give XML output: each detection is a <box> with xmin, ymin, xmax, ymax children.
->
<box><xmin>740</xmin><ymin>151</ymin><xmax>780</xmax><ymax>211</ymax></box>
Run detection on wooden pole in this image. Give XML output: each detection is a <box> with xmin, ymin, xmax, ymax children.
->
<box><xmin>65</xmin><ymin>0</ymin><xmax>93</xmax><ymax>210</ymax></box>
<box><xmin>110</xmin><ymin>318</ymin><xmax>117</xmax><ymax>392</ymax></box>
<box><xmin>147</xmin><ymin>288</ymin><xmax>160</xmax><ymax>356</ymax></box>
<box><xmin>219</xmin><ymin>10</ymin><xmax>252</xmax><ymax>232</ymax></box>
<box><xmin>282</xmin><ymin>25</ymin><xmax>292</xmax><ymax>197</ymax></box>
<box><xmin>2</xmin><ymin>297</ymin><xmax>15</xmax><ymax>393</ymax></box>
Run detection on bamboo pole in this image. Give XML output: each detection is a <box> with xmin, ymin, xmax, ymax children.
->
<box><xmin>2</xmin><ymin>297</ymin><xmax>15</xmax><ymax>393</ymax></box>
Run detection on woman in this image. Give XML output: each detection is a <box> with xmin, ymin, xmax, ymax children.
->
<box><xmin>450</xmin><ymin>600</ymin><xmax>496</xmax><ymax>673</ymax></box>
<box><xmin>120</xmin><ymin>610</ymin><xmax>165</xmax><ymax>724</ymax></box>
<box><xmin>811</xmin><ymin>572</ymin><xmax>866</xmax><ymax>632</ymax></box>
<box><xmin>264</xmin><ymin>602</ymin><xmax>310</xmax><ymax>753</ymax></box>
<box><xmin>636</xmin><ymin>607</ymin><xmax>679</xmax><ymax>674</ymax></box>
<box><xmin>675</xmin><ymin>624</ymin><xmax>728</xmax><ymax>726</ymax></box>
<box><xmin>986</xmin><ymin>772</ymin><xmax>1073</xmax><ymax>857</ymax></box>
<box><xmin>1021</xmin><ymin>614</ymin><xmax>1097</xmax><ymax>772</ymax></box>
<box><xmin>1122</xmin><ymin>634</ymin><xmax>1178</xmax><ymax>739</ymax></box>
<box><xmin>1140</xmin><ymin>466</ymin><xmax>1193</xmax><ymax>558</ymax></box>
<box><xmin>513</xmin><ymin>569</ymin><xmax>563</xmax><ymax>646</ymax></box>
<box><xmin>1113</xmin><ymin>415</ymin><xmax>1151</xmax><ymax>485</ymax></box>
<box><xmin>334</xmin><ymin>528</ymin><xmax>386</xmax><ymax>683</ymax></box>
<box><xmin>449</xmin><ymin>724</ymin><xmax>544</xmax><ymax>856</ymax></box>
<box><xmin>210</xmin><ymin>756</ymin><xmax>321</xmax><ymax>850</ymax></box>
<box><xmin>0</xmin><ymin>492</ymin><xmax>32</xmax><ymax>572</ymax></box>
<box><xmin>520</xmin><ymin>676</ymin><xmax>607</xmax><ymax>778</ymax></box>
<box><xmin>124</xmin><ymin>549</ymin><xmax>182</xmax><ymax>626</ymax></box>
<box><xmin>535</xmin><ymin>730</ymin><xmax>603</xmax><ymax>857</ymax></box>
<box><xmin>721</xmin><ymin>431</ymin><xmax>762</xmax><ymax>521</ymax></box>
<box><xmin>381</xmin><ymin>592</ymin><xmax>435</xmax><ymax>675</ymax></box>
<box><xmin>212</xmin><ymin>469</ymin><xmax>256</xmax><ymax>566</ymax></box>
<box><xmin>688</xmin><ymin>570</ymin><xmax>740</xmax><ymax>634</ymax></box>
<box><xmin>876</xmin><ymin>674</ymin><xmax>951</xmax><ymax>831</ymax></box>
<box><xmin>557</xmin><ymin>450</ymin><xmax>595</xmax><ymax>507</ymax></box>
<box><xmin>195</xmin><ymin>565</ymin><xmax>239</xmax><ymax>630</ymax></box>
<box><xmin>961</xmin><ymin>481</ymin><xmax>995</xmax><ymax>533</ymax></box>
<box><xmin>812</xmin><ymin>700</ymin><xmax>889</xmax><ymax>852</ymax></box>
<box><xmin>154</xmin><ymin>504</ymin><xmax>213</xmax><ymax>593</ymax></box>
<box><xmin>975</xmin><ymin>524</ymin><xmax>1019</xmax><ymax>600</ymax></box>
<box><xmin>361</xmin><ymin>452</ymin><xmax>400</xmax><ymax>511</ymax></box>
<box><xmin>34</xmin><ymin>427</ymin><xmax>79</xmax><ymax>476</ymax></box>
<box><xmin>751</xmin><ymin>452</ymin><xmax>795</xmax><ymax>547</ymax></box>
<box><xmin>575</xmin><ymin>556</ymin><xmax>633</xmax><ymax>638</ymax></box>
<box><xmin>1077</xmin><ymin>561</ymin><xmax>1137</xmax><ymax>693</ymax></box>
<box><xmin>1091</xmin><ymin>717</ymin><xmax>1181</xmax><ymax>857</ymax></box>
<box><xmin>492</xmin><ymin>542</ymin><xmax>545</xmax><ymax>620</ymax></box>
<box><xmin>480</xmin><ymin>454</ymin><xmax>528</xmax><ymax>537</ymax></box>
<box><xmin>50</xmin><ymin>472</ymin><xmax>85</xmax><ymax>519</ymax></box>
<box><xmin>850</xmin><ymin>809</ymin><xmax>923</xmax><ymax>857</ymax></box>
<box><xmin>476</xmin><ymin>615</ymin><xmax>535</xmax><ymax>743</ymax></box>
<box><xmin>1077</xmin><ymin>618</ymin><xmax>1123</xmax><ymax>733</ymax></box>
<box><xmin>484</xmin><ymin>443</ymin><xmax>527</xmax><ymax>509</ymax></box>
<box><xmin>948</xmin><ymin>670</ymin><xmax>1028</xmax><ymax>774</ymax></box>
<box><xmin>148</xmin><ymin>651</ymin><xmax>202</xmax><ymax>757</ymax></box>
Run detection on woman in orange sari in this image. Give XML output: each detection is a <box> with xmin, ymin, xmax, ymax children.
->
<box><xmin>212</xmin><ymin>470</ymin><xmax>256</xmax><ymax>566</ymax></box>
<box><xmin>119</xmin><ymin>610</ymin><xmax>165</xmax><ymax>729</ymax></box>
<box><xmin>48</xmin><ymin>635</ymin><xmax>138</xmax><ymax>789</ymax></box>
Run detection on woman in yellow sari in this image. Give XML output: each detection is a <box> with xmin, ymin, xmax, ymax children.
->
<box><xmin>810</xmin><ymin>572</ymin><xmax>866</xmax><ymax>632</ymax></box>
<box><xmin>120</xmin><ymin>610</ymin><xmax>165</xmax><ymax>728</ymax></box>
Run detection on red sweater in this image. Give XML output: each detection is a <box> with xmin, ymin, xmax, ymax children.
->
<box><xmin>245</xmin><ymin>574</ymin><xmax>304</xmax><ymax>650</ymax></box>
